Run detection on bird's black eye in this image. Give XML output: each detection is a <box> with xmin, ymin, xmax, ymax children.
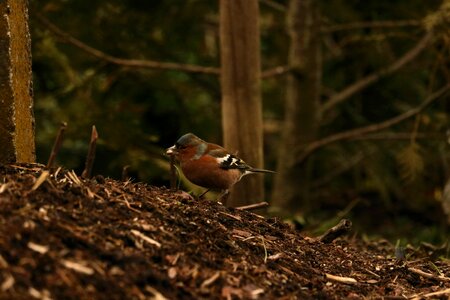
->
<box><xmin>175</xmin><ymin>143</ymin><xmax>185</xmax><ymax>149</ymax></box>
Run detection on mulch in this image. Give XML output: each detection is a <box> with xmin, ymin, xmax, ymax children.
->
<box><xmin>0</xmin><ymin>163</ymin><xmax>449</xmax><ymax>299</ymax></box>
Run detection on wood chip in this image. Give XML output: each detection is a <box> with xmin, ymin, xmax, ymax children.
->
<box><xmin>27</xmin><ymin>242</ymin><xmax>49</xmax><ymax>254</ymax></box>
<box><xmin>267</xmin><ymin>252</ymin><xmax>283</xmax><ymax>261</ymax></box>
<box><xmin>0</xmin><ymin>183</ymin><xmax>11</xmax><ymax>194</ymax></box>
<box><xmin>131</xmin><ymin>229</ymin><xmax>161</xmax><ymax>248</ymax></box>
<box><xmin>219</xmin><ymin>212</ymin><xmax>242</xmax><ymax>221</ymax></box>
<box><xmin>201</xmin><ymin>271</ymin><xmax>221</xmax><ymax>288</ymax></box>
<box><xmin>31</xmin><ymin>171</ymin><xmax>50</xmax><ymax>191</ymax></box>
<box><xmin>145</xmin><ymin>286</ymin><xmax>168</xmax><ymax>300</ymax></box>
<box><xmin>0</xmin><ymin>254</ymin><xmax>8</xmax><ymax>268</ymax></box>
<box><xmin>168</xmin><ymin>267</ymin><xmax>177</xmax><ymax>279</ymax></box>
<box><xmin>28</xmin><ymin>287</ymin><xmax>52</xmax><ymax>300</ymax></box>
<box><xmin>1</xmin><ymin>274</ymin><xmax>14</xmax><ymax>291</ymax></box>
<box><xmin>325</xmin><ymin>273</ymin><xmax>357</xmax><ymax>284</ymax></box>
<box><xmin>86</xmin><ymin>187</ymin><xmax>95</xmax><ymax>199</ymax></box>
<box><xmin>61</xmin><ymin>259</ymin><xmax>94</xmax><ymax>275</ymax></box>
<box><xmin>231</xmin><ymin>229</ymin><xmax>253</xmax><ymax>238</ymax></box>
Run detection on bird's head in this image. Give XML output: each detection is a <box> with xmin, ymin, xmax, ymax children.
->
<box><xmin>166</xmin><ymin>133</ymin><xmax>205</xmax><ymax>160</ymax></box>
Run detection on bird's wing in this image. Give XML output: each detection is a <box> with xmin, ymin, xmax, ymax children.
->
<box><xmin>207</xmin><ymin>148</ymin><xmax>249</xmax><ymax>171</ymax></box>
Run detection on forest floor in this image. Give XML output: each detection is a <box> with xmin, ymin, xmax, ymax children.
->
<box><xmin>0</xmin><ymin>163</ymin><xmax>449</xmax><ymax>300</ymax></box>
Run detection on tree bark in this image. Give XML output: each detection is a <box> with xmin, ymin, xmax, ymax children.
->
<box><xmin>0</xmin><ymin>0</ymin><xmax>35</xmax><ymax>163</ymax></box>
<box><xmin>220</xmin><ymin>0</ymin><xmax>264</xmax><ymax>206</ymax></box>
<box><xmin>271</xmin><ymin>0</ymin><xmax>321</xmax><ymax>214</ymax></box>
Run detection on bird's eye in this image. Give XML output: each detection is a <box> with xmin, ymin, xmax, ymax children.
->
<box><xmin>175</xmin><ymin>143</ymin><xmax>185</xmax><ymax>149</ymax></box>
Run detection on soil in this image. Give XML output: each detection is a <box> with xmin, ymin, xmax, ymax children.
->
<box><xmin>0</xmin><ymin>163</ymin><xmax>449</xmax><ymax>300</ymax></box>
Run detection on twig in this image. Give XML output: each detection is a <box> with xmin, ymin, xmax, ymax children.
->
<box><xmin>235</xmin><ymin>201</ymin><xmax>269</xmax><ymax>211</ymax></box>
<box><xmin>318</xmin><ymin>219</ymin><xmax>352</xmax><ymax>243</ymax></box>
<box><xmin>322</xmin><ymin>32</ymin><xmax>432</xmax><ymax>113</ymax></box>
<box><xmin>261</xmin><ymin>236</ymin><xmax>268</xmax><ymax>263</ymax></box>
<box><xmin>81</xmin><ymin>126</ymin><xmax>98</xmax><ymax>179</ymax></box>
<box><xmin>296</xmin><ymin>84</ymin><xmax>450</xmax><ymax>164</ymax></box>
<box><xmin>325</xmin><ymin>273</ymin><xmax>357</xmax><ymax>284</ymax></box>
<box><xmin>322</xmin><ymin>19</ymin><xmax>421</xmax><ymax>33</ymax></box>
<box><xmin>408</xmin><ymin>267</ymin><xmax>450</xmax><ymax>282</ymax></box>
<box><xmin>47</xmin><ymin>122</ymin><xmax>67</xmax><ymax>168</ymax></box>
<box><xmin>130</xmin><ymin>230</ymin><xmax>161</xmax><ymax>248</ymax></box>
<box><xmin>34</xmin><ymin>12</ymin><xmax>220</xmax><ymax>76</ymax></box>
<box><xmin>261</xmin><ymin>65</ymin><xmax>291</xmax><ymax>79</ymax></box>
<box><xmin>35</xmin><ymin>12</ymin><xmax>285</xmax><ymax>80</ymax></box>
<box><xmin>201</xmin><ymin>272</ymin><xmax>221</xmax><ymax>288</ymax></box>
<box><xmin>66</xmin><ymin>170</ymin><xmax>82</xmax><ymax>185</ymax></box>
<box><xmin>31</xmin><ymin>171</ymin><xmax>50</xmax><ymax>191</ymax></box>
<box><xmin>259</xmin><ymin>0</ymin><xmax>286</xmax><ymax>12</ymax></box>
<box><xmin>350</xmin><ymin>132</ymin><xmax>447</xmax><ymax>141</ymax></box>
<box><xmin>410</xmin><ymin>288</ymin><xmax>450</xmax><ymax>299</ymax></box>
<box><xmin>120</xmin><ymin>196</ymin><xmax>141</xmax><ymax>214</ymax></box>
<box><xmin>61</xmin><ymin>259</ymin><xmax>94</xmax><ymax>275</ymax></box>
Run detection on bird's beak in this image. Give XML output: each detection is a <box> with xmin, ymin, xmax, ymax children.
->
<box><xmin>166</xmin><ymin>145</ymin><xmax>177</xmax><ymax>156</ymax></box>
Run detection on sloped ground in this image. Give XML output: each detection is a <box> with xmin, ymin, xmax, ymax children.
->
<box><xmin>0</xmin><ymin>163</ymin><xmax>449</xmax><ymax>299</ymax></box>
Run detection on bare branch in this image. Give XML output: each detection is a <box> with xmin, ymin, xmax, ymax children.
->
<box><xmin>34</xmin><ymin>13</ymin><xmax>220</xmax><ymax>76</ymax></box>
<box><xmin>350</xmin><ymin>132</ymin><xmax>447</xmax><ymax>141</ymax></box>
<box><xmin>311</xmin><ymin>152</ymin><xmax>366</xmax><ymax>189</ymax></box>
<box><xmin>296</xmin><ymin>84</ymin><xmax>450</xmax><ymax>163</ymax></box>
<box><xmin>321</xmin><ymin>32</ymin><xmax>432</xmax><ymax>113</ymax></box>
<box><xmin>235</xmin><ymin>201</ymin><xmax>269</xmax><ymax>211</ymax></box>
<box><xmin>35</xmin><ymin>12</ymin><xmax>290</xmax><ymax>80</ymax></box>
<box><xmin>322</xmin><ymin>19</ymin><xmax>421</xmax><ymax>33</ymax></box>
<box><xmin>261</xmin><ymin>65</ymin><xmax>291</xmax><ymax>79</ymax></box>
<box><xmin>259</xmin><ymin>0</ymin><xmax>286</xmax><ymax>12</ymax></box>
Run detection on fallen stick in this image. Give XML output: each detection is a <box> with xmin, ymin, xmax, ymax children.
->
<box><xmin>408</xmin><ymin>267</ymin><xmax>450</xmax><ymax>282</ymax></box>
<box><xmin>318</xmin><ymin>219</ymin><xmax>352</xmax><ymax>243</ymax></box>
<box><xmin>325</xmin><ymin>273</ymin><xmax>357</xmax><ymax>284</ymax></box>
<box><xmin>410</xmin><ymin>288</ymin><xmax>450</xmax><ymax>300</ymax></box>
<box><xmin>235</xmin><ymin>201</ymin><xmax>269</xmax><ymax>211</ymax></box>
<box><xmin>47</xmin><ymin>122</ymin><xmax>67</xmax><ymax>168</ymax></box>
<box><xmin>81</xmin><ymin>125</ymin><xmax>98</xmax><ymax>179</ymax></box>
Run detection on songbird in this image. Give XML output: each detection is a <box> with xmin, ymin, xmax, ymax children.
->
<box><xmin>166</xmin><ymin>133</ymin><xmax>274</xmax><ymax>201</ymax></box>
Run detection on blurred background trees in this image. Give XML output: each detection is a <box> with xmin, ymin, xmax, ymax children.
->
<box><xmin>30</xmin><ymin>0</ymin><xmax>450</xmax><ymax>242</ymax></box>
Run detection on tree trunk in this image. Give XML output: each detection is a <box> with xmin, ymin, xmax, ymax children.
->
<box><xmin>0</xmin><ymin>0</ymin><xmax>35</xmax><ymax>163</ymax></box>
<box><xmin>220</xmin><ymin>0</ymin><xmax>264</xmax><ymax>206</ymax></box>
<box><xmin>271</xmin><ymin>0</ymin><xmax>321</xmax><ymax>214</ymax></box>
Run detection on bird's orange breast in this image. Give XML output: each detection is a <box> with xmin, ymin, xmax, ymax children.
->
<box><xmin>181</xmin><ymin>155</ymin><xmax>241</xmax><ymax>190</ymax></box>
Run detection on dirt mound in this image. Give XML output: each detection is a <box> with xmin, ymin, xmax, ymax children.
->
<box><xmin>0</xmin><ymin>163</ymin><xmax>449</xmax><ymax>299</ymax></box>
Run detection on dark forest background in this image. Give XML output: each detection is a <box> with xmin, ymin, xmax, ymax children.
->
<box><xmin>30</xmin><ymin>0</ymin><xmax>450</xmax><ymax>243</ymax></box>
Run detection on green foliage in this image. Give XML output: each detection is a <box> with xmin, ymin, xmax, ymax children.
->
<box><xmin>396</xmin><ymin>142</ymin><xmax>424</xmax><ymax>183</ymax></box>
<box><xmin>30</xmin><ymin>0</ymin><xmax>449</xmax><ymax>242</ymax></box>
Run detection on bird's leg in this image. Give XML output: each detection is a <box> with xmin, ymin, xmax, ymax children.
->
<box><xmin>217</xmin><ymin>189</ymin><xmax>230</xmax><ymax>206</ymax></box>
<box><xmin>198</xmin><ymin>189</ymin><xmax>210</xmax><ymax>199</ymax></box>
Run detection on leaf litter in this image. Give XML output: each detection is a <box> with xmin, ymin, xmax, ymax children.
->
<box><xmin>0</xmin><ymin>163</ymin><xmax>449</xmax><ymax>299</ymax></box>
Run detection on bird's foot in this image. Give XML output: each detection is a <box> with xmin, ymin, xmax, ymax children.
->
<box><xmin>198</xmin><ymin>189</ymin><xmax>210</xmax><ymax>199</ymax></box>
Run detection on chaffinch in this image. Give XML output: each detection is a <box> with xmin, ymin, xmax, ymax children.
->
<box><xmin>166</xmin><ymin>133</ymin><xmax>274</xmax><ymax>200</ymax></box>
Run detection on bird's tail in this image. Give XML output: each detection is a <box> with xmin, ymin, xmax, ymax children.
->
<box><xmin>248</xmin><ymin>168</ymin><xmax>276</xmax><ymax>174</ymax></box>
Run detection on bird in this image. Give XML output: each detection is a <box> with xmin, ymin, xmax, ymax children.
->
<box><xmin>166</xmin><ymin>133</ymin><xmax>274</xmax><ymax>202</ymax></box>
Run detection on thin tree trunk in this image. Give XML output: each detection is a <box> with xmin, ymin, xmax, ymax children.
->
<box><xmin>0</xmin><ymin>0</ymin><xmax>35</xmax><ymax>163</ymax></box>
<box><xmin>271</xmin><ymin>0</ymin><xmax>321</xmax><ymax>214</ymax></box>
<box><xmin>220</xmin><ymin>0</ymin><xmax>264</xmax><ymax>206</ymax></box>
